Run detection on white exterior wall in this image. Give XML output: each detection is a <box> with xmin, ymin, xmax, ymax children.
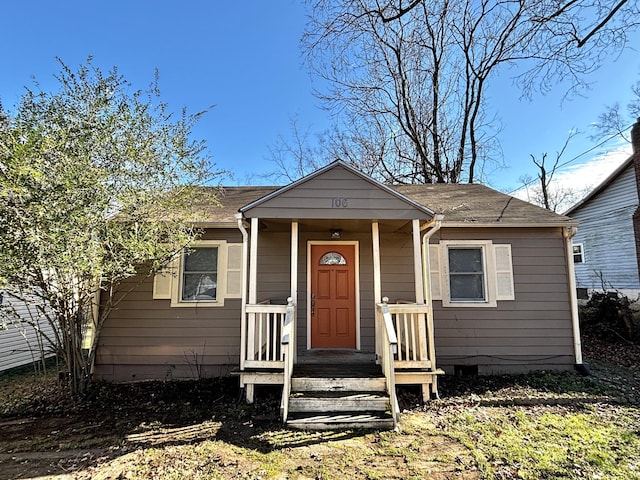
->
<box><xmin>570</xmin><ymin>164</ymin><xmax>639</xmax><ymax>296</ymax></box>
<box><xmin>0</xmin><ymin>293</ymin><xmax>57</xmax><ymax>372</ymax></box>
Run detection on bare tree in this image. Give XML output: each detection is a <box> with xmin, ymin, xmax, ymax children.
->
<box><xmin>298</xmin><ymin>0</ymin><xmax>639</xmax><ymax>184</ymax></box>
<box><xmin>369</xmin><ymin>0</ymin><xmax>634</xmax><ymax>47</ymax></box>
<box><xmin>264</xmin><ymin>116</ymin><xmax>328</xmax><ymax>183</ymax></box>
<box><xmin>518</xmin><ymin>131</ymin><xmax>588</xmax><ymax>212</ymax></box>
<box><xmin>592</xmin><ymin>79</ymin><xmax>640</xmax><ymax>143</ymax></box>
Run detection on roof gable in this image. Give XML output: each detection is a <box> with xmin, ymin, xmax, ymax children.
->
<box><xmin>564</xmin><ymin>156</ymin><xmax>635</xmax><ymax>216</ymax></box>
<box><xmin>240</xmin><ymin>160</ymin><xmax>434</xmax><ymax>220</ymax></box>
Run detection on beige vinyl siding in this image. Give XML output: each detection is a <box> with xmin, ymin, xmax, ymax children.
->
<box><xmin>430</xmin><ymin>227</ymin><xmax>575</xmax><ymax>373</ymax></box>
<box><xmin>255</xmin><ymin>232</ymin><xmax>291</xmax><ymax>303</ymax></box>
<box><xmin>96</xmin><ymin>274</ymin><xmax>242</xmax><ymax>381</ymax></box>
<box><xmin>95</xmin><ymin>229</ymin><xmax>244</xmax><ymax>382</ymax></box>
<box><xmin>379</xmin><ymin>232</ymin><xmax>417</xmax><ymax>303</ymax></box>
<box><xmin>96</xmin><ymin>223</ymin><xmax>576</xmax><ymax>381</ymax></box>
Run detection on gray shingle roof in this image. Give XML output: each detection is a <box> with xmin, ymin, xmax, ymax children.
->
<box><xmin>394</xmin><ymin>183</ymin><xmax>574</xmax><ymax>225</ymax></box>
<box><xmin>204</xmin><ymin>183</ymin><xmax>573</xmax><ymax>226</ymax></box>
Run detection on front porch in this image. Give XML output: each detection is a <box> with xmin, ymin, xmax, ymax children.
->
<box><xmin>235</xmin><ymin>161</ymin><xmax>445</xmax><ymax>428</ymax></box>
<box><xmin>239</xmin><ymin>296</ymin><xmax>444</xmax><ymax>428</ymax></box>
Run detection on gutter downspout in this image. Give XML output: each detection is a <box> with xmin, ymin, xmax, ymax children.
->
<box><xmin>236</xmin><ymin>213</ymin><xmax>249</xmax><ymax>371</ymax></box>
<box><xmin>564</xmin><ymin>225</ymin><xmax>584</xmax><ymax>368</ymax></box>
<box><xmin>421</xmin><ymin>214</ymin><xmax>444</xmax><ymax>304</ymax></box>
<box><xmin>422</xmin><ymin>215</ymin><xmax>443</xmax><ymax>398</ymax></box>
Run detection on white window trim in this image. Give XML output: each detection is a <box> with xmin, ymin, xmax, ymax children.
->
<box><xmin>572</xmin><ymin>242</ymin><xmax>585</xmax><ymax>264</ymax></box>
<box><xmin>440</xmin><ymin>240</ymin><xmax>496</xmax><ymax>308</ymax></box>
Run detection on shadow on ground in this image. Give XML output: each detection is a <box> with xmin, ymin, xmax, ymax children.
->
<box><xmin>2</xmin><ymin>340</ymin><xmax>638</xmax><ymax>480</ymax></box>
<box><xmin>0</xmin><ymin>379</ymin><xmax>389</xmax><ymax>479</ymax></box>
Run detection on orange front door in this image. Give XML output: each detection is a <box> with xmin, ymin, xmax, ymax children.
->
<box><xmin>310</xmin><ymin>244</ymin><xmax>356</xmax><ymax>348</ymax></box>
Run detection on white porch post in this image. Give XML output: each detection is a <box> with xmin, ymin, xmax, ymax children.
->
<box><xmin>413</xmin><ymin>219</ymin><xmax>429</xmax><ymax>376</ymax></box>
<box><xmin>372</xmin><ymin>221</ymin><xmax>382</xmax><ymax>360</ymax></box>
<box><xmin>290</xmin><ymin>222</ymin><xmax>298</xmax><ymax>301</ymax></box>
<box><xmin>412</xmin><ymin>219</ymin><xmax>425</xmax><ymax>304</ymax></box>
<box><xmin>249</xmin><ymin>217</ymin><xmax>259</xmax><ymax>304</ymax></box>
<box><xmin>290</xmin><ymin>221</ymin><xmax>298</xmax><ymax>362</ymax></box>
<box><xmin>245</xmin><ymin>217</ymin><xmax>260</xmax><ymax>403</ymax></box>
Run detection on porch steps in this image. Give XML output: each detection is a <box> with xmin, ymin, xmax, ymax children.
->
<box><xmin>289</xmin><ymin>391</ymin><xmax>389</xmax><ymax>411</ymax></box>
<box><xmin>286</xmin><ymin>412</ymin><xmax>395</xmax><ymax>430</ymax></box>
<box><xmin>286</xmin><ymin>363</ymin><xmax>395</xmax><ymax>430</ymax></box>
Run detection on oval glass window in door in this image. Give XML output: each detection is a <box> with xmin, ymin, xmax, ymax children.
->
<box><xmin>319</xmin><ymin>252</ymin><xmax>347</xmax><ymax>265</ymax></box>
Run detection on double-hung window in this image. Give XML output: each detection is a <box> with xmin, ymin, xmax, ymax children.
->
<box><xmin>447</xmin><ymin>247</ymin><xmax>486</xmax><ymax>302</ymax></box>
<box><xmin>152</xmin><ymin>240</ymin><xmax>243</xmax><ymax>307</ymax></box>
<box><xmin>181</xmin><ymin>247</ymin><xmax>218</xmax><ymax>301</ymax></box>
<box><xmin>429</xmin><ymin>240</ymin><xmax>514</xmax><ymax>307</ymax></box>
<box><xmin>572</xmin><ymin>243</ymin><xmax>584</xmax><ymax>264</ymax></box>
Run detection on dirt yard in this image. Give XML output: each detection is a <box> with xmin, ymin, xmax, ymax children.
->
<box><xmin>0</xmin><ymin>374</ymin><xmax>480</xmax><ymax>480</ymax></box>
<box><xmin>1</xmin><ymin>335</ymin><xmax>638</xmax><ymax>480</ymax></box>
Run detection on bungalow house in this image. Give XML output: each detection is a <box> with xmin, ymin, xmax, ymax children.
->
<box><xmin>564</xmin><ymin>120</ymin><xmax>640</xmax><ymax>299</ymax></box>
<box><xmin>96</xmin><ymin>160</ymin><xmax>582</xmax><ymax>429</ymax></box>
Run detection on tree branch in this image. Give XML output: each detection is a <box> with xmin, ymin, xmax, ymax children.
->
<box><xmin>577</xmin><ymin>0</ymin><xmax>629</xmax><ymax>47</ymax></box>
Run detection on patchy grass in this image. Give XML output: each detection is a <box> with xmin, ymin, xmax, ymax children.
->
<box><xmin>1</xmin><ymin>340</ymin><xmax>639</xmax><ymax>479</ymax></box>
<box><xmin>436</xmin><ymin>405</ymin><xmax>640</xmax><ymax>479</ymax></box>
<box><xmin>411</xmin><ymin>370</ymin><xmax>640</xmax><ymax>480</ymax></box>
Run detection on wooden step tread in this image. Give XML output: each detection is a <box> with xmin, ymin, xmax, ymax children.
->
<box><xmin>290</xmin><ymin>391</ymin><xmax>388</xmax><ymax>399</ymax></box>
<box><xmin>289</xmin><ymin>391</ymin><xmax>389</xmax><ymax>413</ymax></box>
<box><xmin>293</xmin><ymin>363</ymin><xmax>383</xmax><ymax>378</ymax></box>
<box><xmin>291</xmin><ymin>377</ymin><xmax>386</xmax><ymax>392</ymax></box>
<box><xmin>287</xmin><ymin>411</ymin><xmax>395</xmax><ymax>430</ymax></box>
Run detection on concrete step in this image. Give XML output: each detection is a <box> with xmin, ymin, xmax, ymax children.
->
<box><xmin>291</xmin><ymin>376</ymin><xmax>386</xmax><ymax>392</ymax></box>
<box><xmin>287</xmin><ymin>411</ymin><xmax>395</xmax><ymax>430</ymax></box>
<box><xmin>289</xmin><ymin>391</ymin><xmax>390</xmax><ymax>413</ymax></box>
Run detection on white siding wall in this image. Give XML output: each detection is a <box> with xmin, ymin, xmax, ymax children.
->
<box><xmin>571</xmin><ymin>164</ymin><xmax>639</xmax><ymax>292</ymax></box>
<box><xmin>0</xmin><ymin>293</ymin><xmax>57</xmax><ymax>372</ymax></box>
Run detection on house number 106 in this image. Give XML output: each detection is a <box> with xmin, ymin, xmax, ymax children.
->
<box><xmin>331</xmin><ymin>197</ymin><xmax>348</xmax><ymax>208</ymax></box>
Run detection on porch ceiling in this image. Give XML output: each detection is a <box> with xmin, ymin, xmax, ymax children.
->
<box><xmin>256</xmin><ymin>218</ymin><xmax>417</xmax><ymax>234</ymax></box>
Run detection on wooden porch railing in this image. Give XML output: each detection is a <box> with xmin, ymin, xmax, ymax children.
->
<box><xmin>243</xmin><ymin>299</ymin><xmax>294</xmax><ymax>370</ymax></box>
<box><xmin>377</xmin><ymin>299</ymin><xmax>400</xmax><ymax>426</ymax></box>
<box><xmin>376</xmin><ymin>297</ymin><xmax>439</xmax><ymax>407</ymax></box>
<box><xmin>280</xmin><ymin>297</ymin><xmax>296</xmax><ymax>422</ymax></box>
<box><xmin>377</xmin><ymin>298</ymin><xmax>436</xmax><ymax>371</ymax></box>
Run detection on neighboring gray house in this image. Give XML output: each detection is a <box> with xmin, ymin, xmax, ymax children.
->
<box><xmin>0</xmin><ymin>292</ymin><xmax>57</xmax><ymax>373</ymax></box>
<box><xmin>95</xmin><ymin>160</ymin><xmax>583</xmax><ymax>429</ymax></box>
<box><xmin>565</xmin><ymin>121</ymin><xmax>640</xmax><ymax>299</ymax></box>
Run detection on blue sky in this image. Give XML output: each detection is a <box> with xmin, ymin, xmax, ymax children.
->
<box><xmin>2</xmin><ymin>1</ymin><xmax>639</xmax><ymax>195</ymax></box>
